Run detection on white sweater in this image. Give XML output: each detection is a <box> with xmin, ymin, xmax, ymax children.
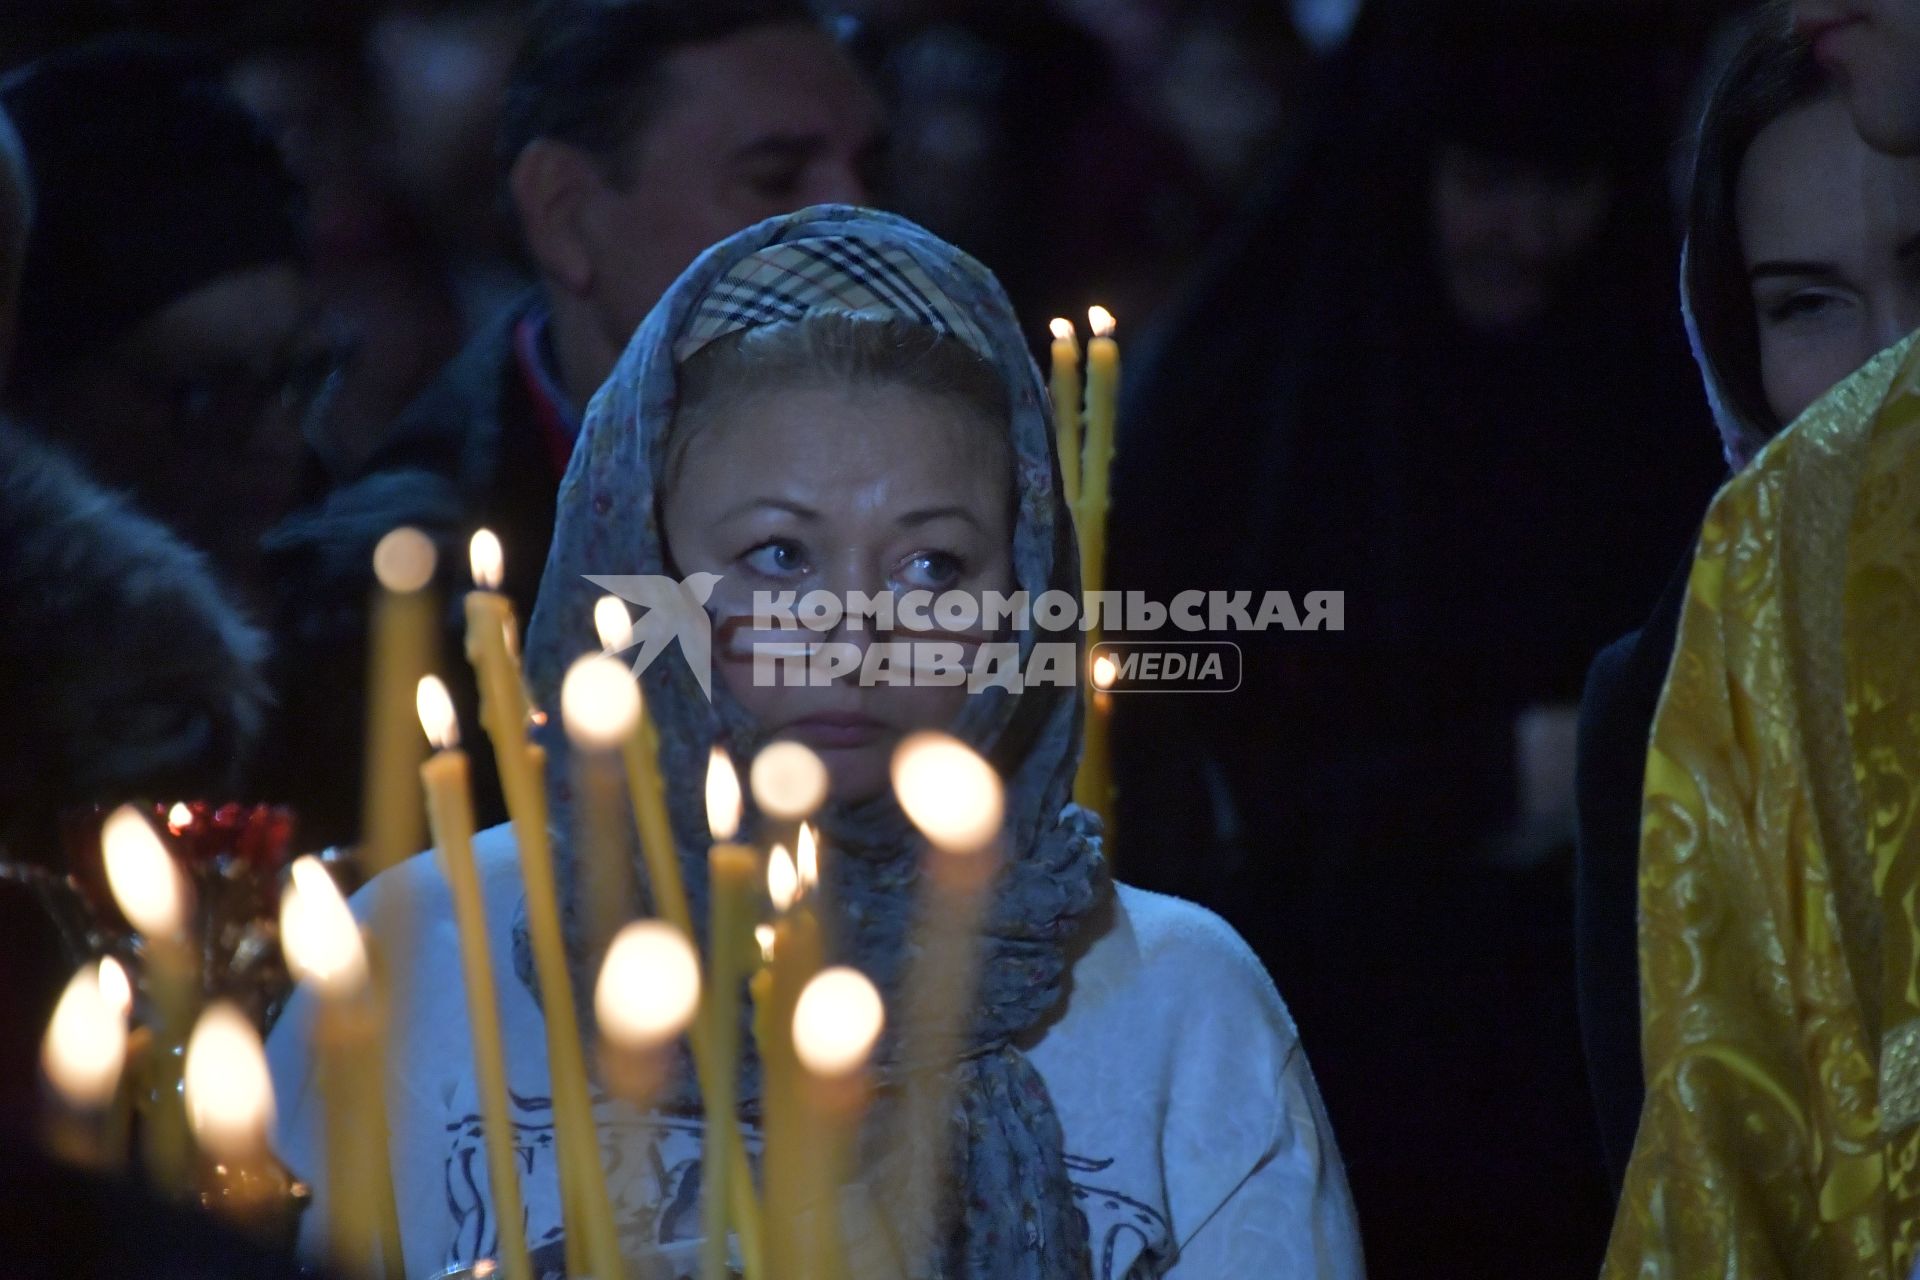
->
<box><xmin>266</xmin><ymin>824</ymin><xmax>1365</xmax><ymax>1279</ymax></box>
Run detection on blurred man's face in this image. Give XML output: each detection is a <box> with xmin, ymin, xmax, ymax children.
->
<box><xmin>579</xmin><ymin>23</ymin><xmax>883</xmax><ymax>347</ymax></box>
<box><xmin>1430</xmin><ymin>145</ymin><xmax>1612</xmax><ymax>334</ymax></box>
<box><xmin>1796</xmin><ymin>0</ymin><xmax>1920</xmax><ymax>157</ymax></box>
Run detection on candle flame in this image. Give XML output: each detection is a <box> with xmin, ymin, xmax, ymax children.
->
<box><xmin>755</xmin><ymin>923</ymin><xmax>776</xmax><ymax>965</ymax></box>
<box><xmin>767</xmin><ymin>844</ymin><xmax>799</xmax><ymax>913</ymax></box>
<box><xmin>102</xmin><ymin>805</ymin><xmax>188</xmax><ymax>939</ymax></box>
<box><xmin>42</xmin><ymin>966</ymin><xmax>127</xmax><ymax>1106</ymax></box>
<box><xmin>594</xmin><ymin>921</ymin><xmax>700</xmax><ymax>1049</ymax></box>
<box><xmin>1049</xmin><ymin>317</ymin><xmax>1075</xmax><ymax>342</ymax></box>
<box><xmin>279</xmin><ymin>857</ymin><xmax>369</xmax><ymax>996</ymax></box>
<box><xmin>416</xmin><ymin>675</ymin><xmax>459</xmax><ymax>750</ymax></box>
<box><xmin>796</xmin><ymin>823</ymin><xmax>819</xmax><ymax>892</ymax></box>
<box><xmin>469</xmin><ymin>529</ymin><xmax>504</xmax><ymax>590</ymax></box>
<box><xmin>561</xmin><ymin>654</ymin><xmax>641</xmax><ymax>749</ymax></box>
<box><xmin>1088</xmin><ymin>305</ymin><xmax>1116</xmax><ymax>338</ymax></box>
<box><xmin>373</xmin><ymin>526</ymin><xmax>437</xmax><ymax>594</ymax></box>
<box><xmin>184</xmin><ymin>1001</ymin><xmax>274</xmax><ymax>1160</ymax></box>
<box><xmin>749</xmin><ymin>741</ymin><xmax>828</xmax><ymax>821</ymax></box>
<box><xmin>594</xmin><ymin>596</ymin><xmax>633</xmax><ymax>651</ymax></box>
<box><xmin>889</xmin><ymin>733</ymin><xmax>1004</xmax><ymax>853</ymax></box>
<box><xmin>792</xmin><ymin>966</ymin><xmax>885</xmax><ymax>1078</ymax></box>
<box><xmin>165</xmin><ymin>802</ymin><xmax>192</xmax><ymax>834</ymax></box>
<box><xmin>705</xmin><ymin>746</ymin><xmax>743</xmax><ymax>841</ymax></box>
<box><xmin>1092</xmin><ymin>653</ymin><xmax>1118</xmax><ymax>690</ymax></box>
<box><xmin>96</xmin><ymin>956</ymin><xmax>132</xmax><ymax>1022</ymax></box>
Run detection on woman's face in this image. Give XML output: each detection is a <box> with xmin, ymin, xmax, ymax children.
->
<box><xmin>663</xmin><ymin>382</ymin><xmax>1016</xmax><ymax>803</ymax></box>
<box><xmin>1738</xmin><ymin>94</ymin><xmax>1920</xmax><ymax>426</ymax></box>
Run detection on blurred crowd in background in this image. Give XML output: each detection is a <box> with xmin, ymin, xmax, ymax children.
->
<box><xmin>0</xmin><ymin>0</ymin><xmax>1788</xmax><ymax>1275</ymax></box>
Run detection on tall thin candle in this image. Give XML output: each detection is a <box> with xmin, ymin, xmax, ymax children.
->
<box><xmin>361</xmin><ymin>528</ymin><xmax>438</xmax><ymax>876</ymax></box>
<box><xmin>417</xmin><ymin>678</ymin><xmax>532</xmax><ymax>1280</ymax></box>
<box><xmin>792</xmin><ymin>966</ymin><xmax>886</xmax><ymax>1280</ymax></box>
<box><xmin>41</xmin><ymin>965</ymin><xmax>128</xmax><ymax>1171</ymax></box>
<box><xmin>561</xmin><ymin>654</ymin><xmax>644</xmax><ymax>964</ymax></box>
<box><xmin>703</xmin><ymin>748</ymin><xmax>756</xmax><ymax>1280</ymax></box>
<box><xmin>1049</xmin><ymin>317</ymin><xmax>1083</xmax><ymax>507</ymax></box>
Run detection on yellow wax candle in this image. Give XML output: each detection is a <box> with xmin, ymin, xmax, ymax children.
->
<box><xmin>518</xmin><ymin>743</ymin><xmax>625</xmax><ymax>1280</ymax></box>
<box><xmin>1074</xmin><ymin>654</ymin><xmax>1117</xmax><ymax>848</ymax></box>
<box><xmin>792</xmin><ymin>967</ymin><xmax>886</xmax><ymax>1280</ymax></box>
<box><xmin>594</xmin><ymin>920</ymin><xmax>701</xmax><ymax>1110</ymax></box>
<box><xmin>885</xmin><ymin>735</ymin><xmax>1006</xmax><ymax>1263</ymax></box>
<box><xmin>97</xmin><ymin>957</ymin><xmax>135</xmax><ymax>1171</ymax></box>
<box><xmin>1079</xmin><ymin>306</ymin><xmax>1119</xmax><ymax>602</ymax></box>
<box><xmin>361</xmin><ymin>528</ymin><xmax>438</xmax><ymax>877</ymax></box>
<box><xmin>417</xmin><ymin>678</ymin><xmax>533</xmax><ymax>1280</ymax></box>
<box><xmin>1049</xmin><ymin>318</ymin><xmax>1083</xmax><ymax>508</ymax></box>
<box><xmin>101</xmin><ymin>805</ymin><xmax>197</xmax><ymax>1197</ymax></box>
<box><xmin>562</xmin><ymin>655</ymin><xmax>645</xmax><ymax>964</ymax></box>
<box><xmin>760</xmin><ymin>846</ymin><xmax>821</xmax><ymax>1279</ymax></box>
<box><xmin>464</xmin><ymin>535</ymin><xmax>539</xmax><ymax>821</ymax></box>
<box><xmin>41</xmin><ymin>964</ymin><xmax>129</xmax><ymax>1171</ymax></box>
<box><xmin>281</xmin><ymin>857</ymin><xmax>403</xmax><ymax>1279</ymax></box>
<box><xmin>703</xmin><ymin>748</ymin><xmax>756</xmax><ymax>1280</ymax></box>
<box><xmin>183</xmin><ymin>1000</ymin><xmax>281</xmax><ymax>1237</ymax></box>
<box><xmin>598</xmin><ymin>597</ymin><xmax>767</xmax><ymax>1280</ymax></box>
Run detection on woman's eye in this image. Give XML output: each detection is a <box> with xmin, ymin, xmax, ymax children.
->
<box><xmin>742</xmin><ymin>539</ymin><xmax>810</xmax><ymax>579</ymax></box>
<box><xmin>1763</xmin><ymin>291</ymin><xmax>1845</xmax><ymax>324</ymax></box>
<box><xmin>897</xmin><ymin>551</ymin><xmax>964</xmax><ymax>590</ymax></box>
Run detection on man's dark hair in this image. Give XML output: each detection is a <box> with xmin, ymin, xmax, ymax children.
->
<box><xmin>499</xmin><ymin>0</ymin><xmax>819</xmax><ymax>184</ymax></box>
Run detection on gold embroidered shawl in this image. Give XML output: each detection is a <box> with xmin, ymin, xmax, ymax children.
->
<box><xmin>1604</xmin><ymin>331</ymin><xmax>1920</xmax><ymax>1278</ymax></box>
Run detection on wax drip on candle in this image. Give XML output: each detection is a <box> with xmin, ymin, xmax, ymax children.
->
<box><xmin>43</xmin><ymin>966</ymin><xmax>128</xmax><ymax>1107</ymax></box>
<box><xmin>561</xmin><ymin>655</ymin><xmax>642</xmax><ymax>749</ymax></box>
<box><xmin>750</xmin><ymin>741</ymin><xmax>828</xmax><ymax>821</ymax></box>
<box><xmin>596</xmin><ymin>921</ymin><xmax>702</xmax><ymax>1050</ymax></box>
<box><xmin>102</xmin><ymin>805</ymin><xmax>190</xmax><ymax>939</ymax></box>
<box><xmin>417</xmin><ymin>675</ymin><xmax>459</xmax><ymax>750</ymax></box>
<box><xmin>279</xmin><ymin>857</ymin><xmax>369</xmax><ymax>997</ymax></box>
<box><xmin>889</xmin><ymin>732</ymin><xmax>1005</xmax><ymax>853</ymax></box>
<box><xmin>184</xmin><ymin>1002</ymin><xmax>275</xmax><ymax>1161</ymax></box>
<box><xmin>469</xmin><ymin>529</ymin><xmax>504</xmax><ymax>590</ymax></box>
<box><xmin>707</xmin><ymin>746</ymin><xmax>743</xmax><ymax>841</ymax></box>
<box><xmin>767</xmin><ymin>845</ymin><xmax>798</xmax><ymax>914</ymax></box>
<box><xmin>792</xmin><ymin>967</ymin><xmax>885</xmax><ymax>1079</ymax></box>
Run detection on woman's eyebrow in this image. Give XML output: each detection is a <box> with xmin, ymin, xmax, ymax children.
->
<box><xmin>1748</xmin><ymin>258</ymin><xmax>1839</xmax><ymax>281</ymax></box>
<box><xmin>714</xmin><ymin>496</ymin><xmax>821</xmax><ymax>523</ymax></box>
<box><xmin>897</xmin><ymin>505</ymin><xmax>982</xmax><ymax>529</ymax></box>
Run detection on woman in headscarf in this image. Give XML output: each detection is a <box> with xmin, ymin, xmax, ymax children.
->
<box><xmin>267</xmin><ymin>206</ymin><xmax>1361</xmax><ymax>1279</ymax></box>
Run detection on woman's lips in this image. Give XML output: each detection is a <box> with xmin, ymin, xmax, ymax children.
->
<box><xmin>784</xmin><ymin>713</ymin><xmax>889</xmax><ymax>749</ymax></box>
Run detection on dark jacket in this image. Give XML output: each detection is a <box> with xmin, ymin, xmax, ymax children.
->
<box><xmin>1572</xmin><ymin>549</ymin><xmax>1694</xmax><ymax>1193</ymax></box>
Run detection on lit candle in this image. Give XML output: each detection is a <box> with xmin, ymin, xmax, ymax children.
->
<box><xmin>1079</xmin><ymin>306</ymin><xmax>1119</xmax><ymax>603</ymax></box>
<box><xmin>1073</xmin><ymin>651</ymin><xmax>1118</xmax><ymax>844</ymax></box>
<box><xmin>602</xmin><ymin>597</ymin><xmax>766</xmax><ymax>1280</ymax></box>
<box><xmin>464</xmin><ymin>535</ymin><xmax>622</xmax><ymax>1280</ymax></box>
<box><xmin>41</xmin><ymin>964</ymin><xmax>129</xmax><ymax>1170</ymax></box>
<box><xmin>417</xmin><ymin>677</ymin><xmax>532</xmax><ymax>1280</ymax></box>
<box><xmin>184</xmin><ymin>1001</ymin><xmax>288</xmax><ymax>1236</ymax></box>
<box><xmin>792</xmin><ymin>966</ymin><xmax>885</xmax><ymax>1280</ymax></box>
<box><xmin>703</xmin><ymin>748</ymin><xmax>757</xmax><ymax>1280</ymax></box>
<box><xmin>280</xmin><ymin>857</ymin><xmax>403</xmax><ymax>1279</ymax></box>
<box><xmin>561</xmin><ymin>654</ymin><xmax>644</xmax><ymax>964</ymax></box>
<box><xmin>594</xmin><ymin>919</ymin><xmax>701</xmax><ymax>1108</ymax></box>
<box><xmin>885</xmin><ymin>734</ymin><xmax>1006</xmax><ymax>1262</ymax></box>
<box><xmin>96</xmin><ymin>955</ymin><xmax>135</xmax><ymax>1169</ymax></box>
<box><xmin>102</xmin><ymin>804</ymin><xmax>196</xmax><ymax>1196</ymax></box>
<box><xmin>760</xmin><ymin>842</ymin><xmax>822</xmax><ymax>1279</ymax></box>
<box><xmin>361</xmin><ymin>527</ymin><xmax>438</xmax><ymax>876</ymax></box>
<box><xmin>1049</xmin><ymin>317</ymin><xmax>1083</xmax><ymax>507</ymax></box>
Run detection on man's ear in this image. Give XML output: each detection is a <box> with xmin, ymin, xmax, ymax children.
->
<box><xmin>508</xmin><ymin>139</ymin><xmax>602</xmax><ymax>296</ymax></box>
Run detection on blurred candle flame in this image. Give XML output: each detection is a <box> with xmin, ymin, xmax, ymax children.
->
<box><xmin>791</xmin><ymin>967</ymin><xmax>885</xmax><ymax>1078</ymax></box>
<box><xmin>594</xmin><ymin>596</ymin><xmax>633</xmax><ymax>651</ymax></box>
<box><xmin>42</xmin><ymin>966</ymin><xmax>127</xmax><ymax>1106</ymax></box>
<box><xmin>767</xmin><ymin>844</ymin><xmax>799</xmax><ymax>914</ymax></box>
<box><xmin>889</xmin><ymin>733</ymin><xmax>1004</xmax><ymax>853</ymax></box>
<box><xmin>373</xmin><ymin>526</ymin><xmax>437</xmax><ymax>594</ymax></box>
<box><xmin>561</xmin><ymin>655</ymin><xmax>641</xmax><ymax>749</ymax></box>
<box><xmin>594</xmin><ymin>921</ymin><xmax>701</xmax><ymax>1049</ymax></box>
<box><xmin>416</xmin><ymin>675</ymin><xmax>460</xmax><ymax>750</ymax></box>
<box><xmin>749</xmin><ymin>741</ymin><xmax>828</xmax><ymax>821</ymax></box>
<box><xmin>96</xmin><ymin>956</ymin><xmax>132</xmax><ymax>1023</ymax></box>
<box><xmin>165</xmin><ymin>802</ymin><xmax>192</xmax><ymax>834</ymax></box>
<box><xmin>102</xmin><ymin>805</ymin><xmax>188</xmax><ymax>939</ymax></box>
<box><xmin>469</xmin><ymin>529</ymin><xmax>504</xmax><ymax>591</ymax></box>
<box><xmin>1049</xmin><ymin>316</ymin><xmax>1075</xmax><ymax>342</ymax></box>
<box><xmin>796</xmin><ymin>824</ymin><xmax>819</xmax><ymax>893</ymax></box>
<box><xmin>279</xmin><ymin>857</ymin><xmax>369</xmax><ymax>997</ymax></box>
<box><xmin>1092</xmin><ymin>653</ymin><xmax>1118</xmax><ymax>691</ymax></box>
<box><xmin>183</xmin><ymin>1001</ymin><xmax>274</xmax><ymax>1160</ymax></box>
<box><xmin>1088</xmin><ymin>305</ymin><xmax>1116</xmax><ymax>338</ymax></box>
<box><xmin>755</xmin><ymin>924</ymin><xmax>776</xmax><ymax>965</ymax></box>
<box><xmin>706</xmin><ymin>746</ymin><xmax>743</xmax><ymax>842</ymax></box>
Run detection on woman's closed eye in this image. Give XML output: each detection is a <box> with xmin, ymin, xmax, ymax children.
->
<box><xmin>894</xmin><ymin>549</ymin><xmax>966</xmax><ymax>591</ymax></box>
<box><xmin>741</xmin><ymin>536</ymin><xmax>812</xmax><ymax>580</ymax></box>
<box><xmin>1758</xmin><ymin>288</ymin><xmax>1853</xmax><ymax>326</ymax></box>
